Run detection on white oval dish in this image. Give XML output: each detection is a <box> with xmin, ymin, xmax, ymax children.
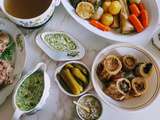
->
<box><xmin>61</xmin><ymin>0</ymin><xmax>159</xmax><ymax>44</ymax></box>
<box><xmin>36</xmin><ymin>31</ymin><xmax>85</xmax><ymax>61</ymax></box>
<box><xmin>91</xmin><ymin>43</ymin><xmax>160</xmax><ymax>110</ymax></box>
<box><xmin>12</xmin><ymin>63</ymin><xmax>51</xmax><ymax>120</ymax></box>
<box><xmin>55</xmin><ymin>61</ymin><xmax>91</xmax><ymax>97</ymax></box>
<box><xmin>0</xmin><ymin>17</ymin><xmax>26</xmax><ymax>106</ymax></box>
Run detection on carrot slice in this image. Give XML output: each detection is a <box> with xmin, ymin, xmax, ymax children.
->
<box><xmin>89</xmin><ymin>19</ymin><xmax>111</xmax><ymax>31</ymax></box>
<box><xmin>129</xmin><ymin>3</ymin><xmax>140</xmax><ymax>17</ymax></box>
<box><xmin>141</xmin><ymin>10</ymin><xmax>149</xmax><ymax>28</ymax></box>
<box><xmin>138</xmin><ymin>2</ymin><xmax>145</xmax><ymax>11</ymax></box>
<box><xmin>129</xmin><ymin>14</ymin><xmax>144</xmax><ymax>32</ymax></box>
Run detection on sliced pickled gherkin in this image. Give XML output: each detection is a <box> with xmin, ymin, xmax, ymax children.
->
<box><xmin>64</xmin><ymin>64</ymin><xmax>74</xmax><ymax>69</ymax></box>
<box><xmin>71</xmin><ymin>68</ymin><xmax>88</xmax><ymax>84</ymax></box>
<box><xmin>60</xmin><ymin>69</ymin><xmax>83</xmax><ymax>95</ymax></box>
<box><xmin>57</xmin><ymin>73</ymin><xmax>71</xmax><ymax>93</ymax></box>
<box><xmin>73</xmin><ymin>63</ymin><xmax>88</xmax><ymax>75</ymax></box>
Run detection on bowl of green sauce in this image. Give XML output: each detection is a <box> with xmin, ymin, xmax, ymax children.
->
<box><xmin>36</xmin><ymin>31</ymin><xmax>85</xmax><ymax>61</ymax></box>
<box><xmin>12</xmin><ymin>63</ymin><xmax>51</xmax><ymax>120</ymax></box>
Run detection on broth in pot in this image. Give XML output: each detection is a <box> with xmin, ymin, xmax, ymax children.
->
<box><xmin>4</xmin><ymin>0</ymin><xmax>52</xmax><ymax>19</ymax></box>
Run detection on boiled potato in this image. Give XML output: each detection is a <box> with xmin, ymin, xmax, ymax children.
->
<box><xmin>109</xmin><ymin>1</ymin><xmax>122</xmax><ymax>15</ymax></box>
<box><xmin>102</xmin><ymin>1</ymin><xmax>111</xmax><ymax>12</ymax></box>
<box><xmin>101</xmin><ymin>13</ymin><xmax>113</xmax><ymax>26</ymax></box>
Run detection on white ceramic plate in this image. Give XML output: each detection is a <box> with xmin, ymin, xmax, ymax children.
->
<box><xmin>36</xmin><ymin>31</ymin><xmax>85</xmax><ymax>61</ymax></box>
<box><xmin>91</xmin><ymin>43</ymin><xmax>160</xmax><ymax>110</ymax></box>
<box><xmin>61</xmin><ymin>0</ymin><xmax>159</xmax><ymax>44</ymax></box>
<box><xmin>0</xmin><ymin>17</ymin><xmax>26</xmax><ymax>105</ymax></box>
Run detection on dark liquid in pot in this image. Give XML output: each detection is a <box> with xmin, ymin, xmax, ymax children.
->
<box><xmin>4</xmin><ymin>0</ymin><xmax>52</xmax><ymax>19</ymax></box>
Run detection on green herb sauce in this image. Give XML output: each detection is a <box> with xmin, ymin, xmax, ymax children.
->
<box><xmin>43</xmin><ymin>33</ymin><xmax>77</xmax><ymax>52</ymax></box>
<box><xmin>16</xmin><ymin>71</ymin><xmax>44</xmax><ymax>111</ymax></box>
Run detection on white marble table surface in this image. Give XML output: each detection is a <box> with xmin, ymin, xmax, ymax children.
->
<box><xmin>0</xmin><ymin>3</ymin><xmax>160</xmax><ymax>120</ymax></box>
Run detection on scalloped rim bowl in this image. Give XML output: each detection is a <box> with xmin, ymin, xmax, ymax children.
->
<box><xmin>36</xmin><ymin>31</ymin><xmax>85</xmax><ymax>61</ymax></box>
<box><xmin>91</xmin><ymin>43</ymin><xmax>160</xmax><ymax>110</ymax></box>
<box><xmin>61</xmin><ymin>0</ymin><xmax>159</xmax><ymax>44</ymax></box>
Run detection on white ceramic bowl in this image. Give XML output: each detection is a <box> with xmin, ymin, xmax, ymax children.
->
<box><xmin>76</xmin><ymin>94</ymin><xmax>103</xmax><ymax>120</ymax></box>
<box><xmin>61</xmin><ymin>0</ymin><xmax>159</xmax><ymax>44</ymax></box>
<box><xmin>0</xmin><ymin>0</ymin><xmax>60</xmax><ymax>28</ymax></box>
<box><xmin>55</xmin><ymin>61</ymin><xmax>91</xmax><ymax>97</ymax></box>
<box><xmin>12</xmin><ymin>63</ymin><xmax>51</xmax><ymax>120</ymax></box>
<box><xmin>91</xmin><ymin>43</ymin><xmax>160</xmax><ymax>110</ymax></box>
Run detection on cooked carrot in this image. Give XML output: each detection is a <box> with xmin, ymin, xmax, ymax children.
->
<box><xmin>129</xmin><ymin>14</ymin><xmax>144</xmax><ymax>32</ymax></box>
<box><xmin>89</xmin><ymin>19</ymin><xmax>111</xmax><ymax>31</ymax></box>
<box><xmin>129</xmin><ymin>3</ymin><xmax>140</xmax><ymax>17</ymax></box>
<box><xmin>141</xmin><ymin>10</ymin><xmax>149</xmax><ymax>28</ymax></box>
<box><xmin>138</xmin><ymin>2</ymin><xmax>145</xmax><ymax>11</ymax></box>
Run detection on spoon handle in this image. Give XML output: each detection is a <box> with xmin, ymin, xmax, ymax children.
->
<box><xmin>73</xmin><ymin>101</ymin><xmax>90</xmax><ymax>113</ymax></box>
<box><xmin>12</xmin><ymin>109</ymin><xmax>24</xmax><ymax>120</ymax></box>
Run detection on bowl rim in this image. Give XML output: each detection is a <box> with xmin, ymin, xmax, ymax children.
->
<box><xmin>54</xmin><ymin>61</ymin><xmax>92</xmax><ymax>97</ymax></box>
<box><xmin>61</xmin><ymin>0</ymin><xmax>160</xmax><ymax>43</ymax></box>
<box><xmin>76</xmin><ymin>93</ymin><xmax>103</xmax><ymax>120</ymax></box>
<box><xmin>91</xmin><ymin>43</ymin><xmax>160</xmax><ymax>110</ymax></box>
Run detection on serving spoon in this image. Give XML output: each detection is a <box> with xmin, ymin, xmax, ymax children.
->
<box><xmin>73</xmin><ymin>101</ymin><xmax>90</xmax><ymax>113</ymax></box>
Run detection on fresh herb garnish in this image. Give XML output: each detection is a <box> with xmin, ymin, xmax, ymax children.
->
<box><xmin>0</xmin><ymin>37</ymin><xmax>16</xmax><ymax>61</ymax></box>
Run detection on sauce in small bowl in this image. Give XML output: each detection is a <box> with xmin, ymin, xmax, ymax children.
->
<box><xmin>16</xmin><ymin>70</ymin><xmax>44</xmax><ymax>111</ymax></box>
<box><xmin>76</xmin><ymin>94</ymin><xmax>103</xmax><ymax>120</ymax></box>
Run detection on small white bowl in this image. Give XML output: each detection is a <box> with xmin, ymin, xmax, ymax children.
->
<box><xmin>61</xmin><ymin>0</ymin><xmax>159</xmax><ymax>44</ymax></box>
<box><xmin>91</xmin><ymin>43</ymin><xmax>160</xmax><ymax>110</ymax></box>
<box><xmin>55</xmin><ymin>61</ymin><xmax>91</xmax><ymax>97</ymax></box>
<box><xmin>76</xmin><ymin>94</ymin><xmax>103</xmax><ymax>120</ymax></box>
<box><xmin>12</xmin><ymin>63</ymin><xmax>51</xmax><ymax>120</ymax></box>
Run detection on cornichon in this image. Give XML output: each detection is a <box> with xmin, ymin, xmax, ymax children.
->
<box><xmin>64</xmin><ymin>64</ymin><xmax>74</xmax><ymax>69</ymax></box>
<box><xmin>73</xmin><ymin>64</ymin><xmax>88</xmax><ymax>75</ymax></box>
<box><xmin>57</xmin><ymin>74</ymin><xmax>71</xmax><ymax>93</ymax></box>
<box><xmin>71</xmin><ymin>68</ymin><xmax>88</xmax><ymax>84</ymax></box>
<box><xmin>60</xmin><ymin>69</ymin><xmax>83</xmax><ymax>95</ymax></box>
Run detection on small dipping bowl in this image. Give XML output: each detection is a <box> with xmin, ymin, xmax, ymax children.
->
<box><xmin>12</xmin><ymin>63</ymin><xmax>51</xmax><ymax>120</ymax></box>
<box><xmin>55</xmin><ymin>61</ymin><xmax>92</xmax><ymax>97</ymax></box>
<box><xmin>76</xmin><ymin>94</ymin><xmax>103</xmax><ymax>120</ymax></box>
